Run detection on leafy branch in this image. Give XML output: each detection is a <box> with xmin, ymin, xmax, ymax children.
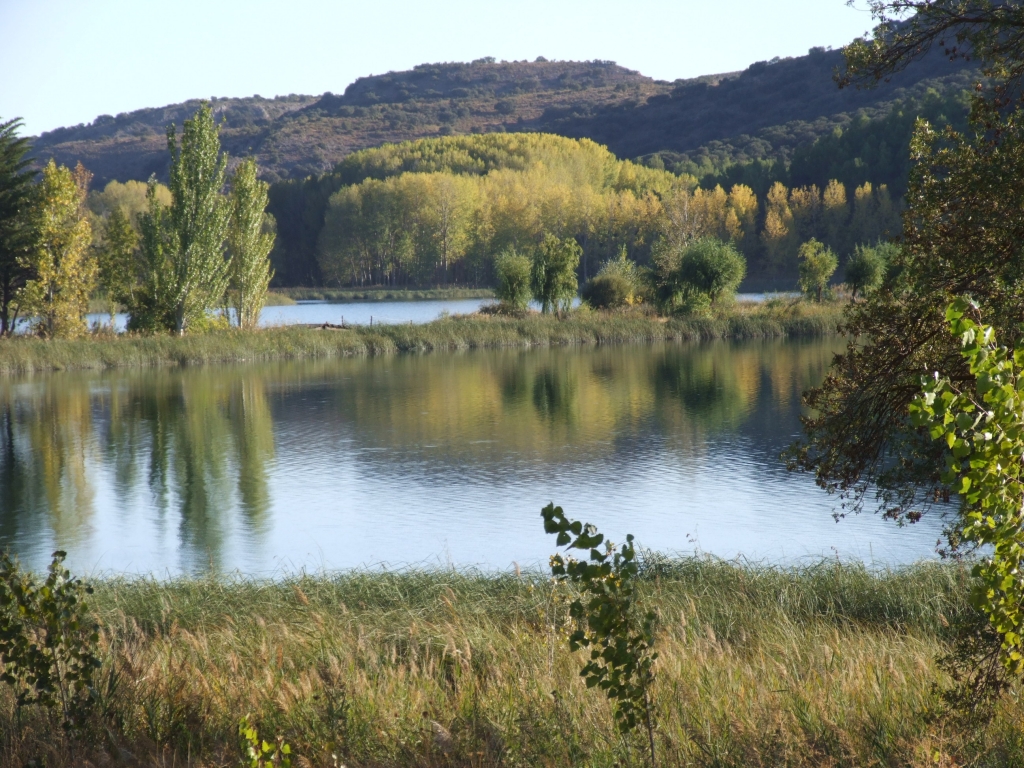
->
<box><xmin>541</xmin><ymin>502</ymin><xmax>658</xmax><ymax>766</ymax></box>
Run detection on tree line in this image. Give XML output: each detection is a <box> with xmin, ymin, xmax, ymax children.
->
<box><xmin>268</xmin><ymin>132</ymin><xmax>904</xmax><ymax>289</ymax></box>
<box><xmin>0</xmin><ymin>104</ymin><xmax>274</xmax><ymax>337</ymax></box>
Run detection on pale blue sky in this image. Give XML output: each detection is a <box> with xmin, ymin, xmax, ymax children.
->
<box><xmin>1</xmin><ymin>0</ymin><xmax>874</xmax><ymax>136</ymax></box>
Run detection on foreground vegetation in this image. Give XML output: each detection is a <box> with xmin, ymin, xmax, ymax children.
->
<box><xmin>3</xmin><ymin>557</ymin><xmax>1020</xmax><ymax>767</ymax></box>
<box><xmin>0</xmin><ymin>300</ymin><xmax>843</xmax><ymax>375</ymax></box>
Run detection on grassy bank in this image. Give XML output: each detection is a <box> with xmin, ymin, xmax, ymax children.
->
<box><xmin>4</xmin><ymin>558</ymin><xmax>1018</xmax><ymax>767</ymax></box>
<box><xmin>276</xmin><ymin>286</ymin><xmax>495</xmax><ymax>302</ymax></box>
<box><xmin>0</xmin><ymin>300</ymin><xmax>844</xmax><ymax>375</ymax></box>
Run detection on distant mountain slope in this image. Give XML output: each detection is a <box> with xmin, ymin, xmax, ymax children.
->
<box><xmin>31</xmin><ymin>60</ymin><xmax>668</xmax><ymax>184</ymax></box>
<box><xmin>29</xmin><ymin>49</ymin><xmax>975</xmax><ymax>187</ymax></box>
<box><xmin>550</xmin><ymin>46</ymin><xmax>973</xmax><ymax>166</ymax></box>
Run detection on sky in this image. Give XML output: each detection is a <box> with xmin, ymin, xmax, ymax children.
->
<box><xmin>0</xmin><ymin>0</ymin><xmax>876</xmax><ymax>137</ymax></box>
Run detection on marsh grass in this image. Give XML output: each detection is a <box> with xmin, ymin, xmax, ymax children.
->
<box><xmin>0</xmin><ymin>301</ymin><xmax>844</xmax><ymax>376</ymax></box>
<box><xmin>0</xmin><ymin>558</ymin><xmax>1019</xmax><ymax>767</ymax></box>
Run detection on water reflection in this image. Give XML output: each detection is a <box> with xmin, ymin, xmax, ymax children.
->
<box><xmin>0</xmin><ymin>371</ymin><xmax>277</xmax><ymax>572</ymax></box>
<box><xmin>0</xmin><ymin>338</ymin><xmax>941</xmax><ymax>575</ymax></box>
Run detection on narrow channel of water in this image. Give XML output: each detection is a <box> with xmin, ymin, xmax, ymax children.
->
<box><xmin>0</xmin><ymin>337</ymin><xmax>944</xmax><ymax>575</ymax></box>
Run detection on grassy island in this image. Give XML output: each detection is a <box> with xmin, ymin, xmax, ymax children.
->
<box><xmin>4</xmin><ymin>558</ymin><xmax>1020</xmax><ymax>767</ymax></box>
<box><xmin>275</xmin><ymin>287</ymin><xmax>496</xmax><ymax>302</ymax></box>
<box><xmin>0</xmin><ymin>300</ymin><xmax>844</xmax><ymax>376</ymax></box>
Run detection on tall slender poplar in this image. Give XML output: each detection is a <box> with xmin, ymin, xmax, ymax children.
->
<box><xmin>166</xmin><ymin>103</ymin><xmax>230</xmax><ymax>334</ymax></box>
<box><xmin>227</xmin><ymin>158</ymin><xmax>274</xmax><ymax>330</ymax></box>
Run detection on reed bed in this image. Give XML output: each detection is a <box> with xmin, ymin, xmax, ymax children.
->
<box><xmin>0</xmin><ymin>301</ymin><xmax>844</xmax><ymax>376</ymax></box>
<box><xmin>2</xmin><ymin>558</ymin><xmax>1020</xmax><ymax>767</ymax></box>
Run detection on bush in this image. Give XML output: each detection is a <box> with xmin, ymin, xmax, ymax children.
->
<box><xmin>797</xmin><ymin>239</ymin><xmax>838</xmax><ymax>302</ymax></box>
<box><xmin>845</xmin><ymin>243</ymin><xmax>888</xmax><ymax>300</ymax></box>
<box><xmin>531</xmin><ymin>234</ymin><xmax>581</xmax><ymax>314</ymax></box>
<box><xmin>677</xmin><ymin>237</ymin><xmax>746</xmax><ymax>304</ymax></box>
<box><xmin>582</xmin><ymin>272</ymin><xmax>631</xmax><ymax>309</ymax></box>
<box><xmin>650</xmin><ymin>237</ymin><xmax>744</xmax><ymax>314</ymax></box>
<box><xmin>494</xmin><ymin>248</ymin><xmax>532</xmax><ymax>310</ymax></box>
<box><xmin>0</xmin><ymin>551</ymin><xmax>101</xmax><ymax>732</ymax></box>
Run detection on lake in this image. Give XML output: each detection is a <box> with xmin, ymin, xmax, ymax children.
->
<box><xmin>0</xmin><ymin>337</ymin><xmax>944</xmax><ymax>576</ymax></box>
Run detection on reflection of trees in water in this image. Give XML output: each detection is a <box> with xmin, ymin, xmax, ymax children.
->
<box><xmin>229</xmin><ymin>377</ymin><xmax>275</xmax><ymax>528</ymax></box>
<box><xmin>0</xmin><ymin>384</ymin><xmax>94</xmax><ymax>545</ymax></box>
<box><xmin>0</xmin><ymin>369</ymin><xmax>276</xmax><ymax>573</ymax></box>
<box><xmin>0</xmin><ymin>341</ymin><xmax>842</xmax><ymax>568</ymax></box>
<box><xmin>530</xmin><ymin>366</ymin><xmax>577</xmax><ymax>426</ymax></box>
<box><xmin>652</xmin><ymin>346</ymin><xmax>750</xmax><ymax>433</ymax></box>
<box><xmin>120</xmin><ymin>372</ymin><xmax>275</xmax><ymax>571</ymax></box>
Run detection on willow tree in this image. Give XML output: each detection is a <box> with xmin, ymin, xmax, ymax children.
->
<box><xmin>18</xmin><ymin>160</ymin><xmax>95</xmax><ymax>338</ymax></box>
<box><xmin>227</xmin><ymin>158</ymin><xmax>274</xmax><ymax>330</ymax></box>
<box><xmin>165</xmin><ymin>103</ymin><xmax>230</xmax><ymax>334</ymax></box>
<box><xmin>531</xmin><ymin>234</ymin><xmax>581</xmax><ymax>313</ymax></box>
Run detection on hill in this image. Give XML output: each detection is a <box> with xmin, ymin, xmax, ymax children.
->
<box><xmin>31</xmin><ymin>60</ymin><xmax>668</xmax><ymax>185</ymax></box>
<box><xmin>28</xmin><ymin>50</ymin><xmax>975</xmax><ymax>187</ymax></box>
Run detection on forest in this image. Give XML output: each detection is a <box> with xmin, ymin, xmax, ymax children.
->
<box><xmin>268</xmin><ymin>132</ymin><xmax>902</xmax><ymax>287</ymax></box>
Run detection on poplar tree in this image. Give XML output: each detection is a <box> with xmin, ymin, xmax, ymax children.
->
<box><xmin>166</xmin><ymin>103</ymin><xmax>230</xmax><ymax>334</ymax></box>
<box><xmin>0</xmin><ymin>118</ymin><xmax>37</xmax><ymax>336</ymax></box>
<box><xmin>18</xmin><ymin>160</ymin><xmax>95</xmax><ymax>338</ymax></box>
<box><xmin>761</xmin><ymin>182</ymin><xmax>796</xmax><ymax>271</ymax></box>
<box><xmin>227</xmin><ymin>158</ymin><xmax>275</xmax><ymax>330</ymax></box>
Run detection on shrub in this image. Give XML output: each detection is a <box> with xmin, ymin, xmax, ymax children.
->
<box><xmin>0</xmin><ymin>551</ymin><xmax>101</xmax><ymax>732</ymax></box>
<box><xmin>531</xmin><ymin>234</ymin><xmax>581</xmax><ymax>314</ymax></box>
<box><xmin>650</xmin><ymin>237</ymin><xmax>744</xmax><ymax>314</ymax></box>
<box><xmin>797</xmin><ymin>238</ymin><xmax>838</xmax><ymax>302</ymax></box>
<box><xmin>582</xmin><ymin>272</ymin><xmax>631</xmax><ymax>309</ymax></box>
<box><xmin>494</xmin><ymin>248</ymin><xmax>532</xmax><ymax>310</ymax></box>
<box><xmin>676</xmin><ymin>237</ymin><xmax>746</xmax><ymax>304</ymax></box>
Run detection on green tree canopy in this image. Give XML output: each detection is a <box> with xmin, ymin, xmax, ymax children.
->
<box><xmin>792</xmin><ymin>111</ymin><xmax>1024</xmax><ymax>533</ymax></box>
<box><xmin>845</xmin><ymin>241</ymin><xmax>890</xmax><ymax>300</ymax></box>
<box><xmin>493</xmin><ymin>247</ymin><xmax>532</xmax><ymax>310</ymax></box>
<box><xmin>531</xmin><ymin>234</ymin><xmax>580</xmax><ymax>314</ymax></box>
<box><xmin>796</xmin><ymin>238</ymin><xmax>837</xmax><ymax>302</ymax></box>
<box><xmin>227</xmin><ymin>158</ymin><xmax>275</xmax><ymax>330</ymax></box>
<box><xmin>18</xmin><ymin>160</ymin><xmax>95</xmax><ymax>338</ymax></box>
<box><xmin>0</xmin><ymin>118</ymin><xmax>37</xmax><ymax>336</ymax></box>
<box><xmin>676</xmin><ymin>237</ymin><xmax>746</xmax><ymax>304</ymax></box>
<box><xmin>97</xmin><ymin>207</ymin><xmax>138</xmax><ymax>320</ymax></box>
<box><xmin>165</xmin><ymin>103</ymin><xmax>231</xmax><ymax>334</ymax></box>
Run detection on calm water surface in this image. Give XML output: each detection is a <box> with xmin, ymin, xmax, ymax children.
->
<box><xmin>0</xmin><ymin>338</ymin><xmax>944</xmax><ymax>575</ymax></box>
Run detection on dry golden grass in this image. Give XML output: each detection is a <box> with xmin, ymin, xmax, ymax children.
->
<box><xmin>0</xmin><ymin>558</ymin><xmax>1020</xmax><ymax>767</ymax></box>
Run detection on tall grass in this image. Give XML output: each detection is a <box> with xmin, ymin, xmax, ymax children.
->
<box><xmin>0</xmin><ymin>301</ymin><xmax>844</xmax><ymax>376</ymax></box>
<box><xmin>0</xmin><ymin>558</ymin><xmax>1018</xmax><ymax>767</ymax></box>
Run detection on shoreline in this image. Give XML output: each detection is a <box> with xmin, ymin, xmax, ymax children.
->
<box><xmin>0</xmin><ymin>302</ymin><xmax>845</xmax><ymax>376</ymax></box>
